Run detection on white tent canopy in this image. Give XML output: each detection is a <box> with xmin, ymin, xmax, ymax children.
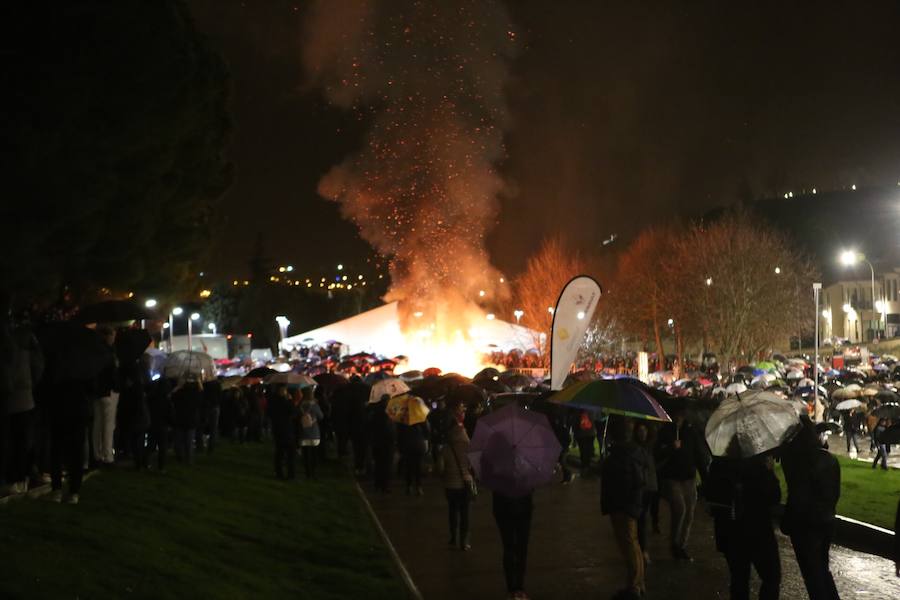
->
<box><xmin>282</xmin><ymin>301</ymin><xmax>538</xmax><ymax>358</ymax></box>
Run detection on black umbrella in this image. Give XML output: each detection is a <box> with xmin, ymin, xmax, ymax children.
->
<box><xmin>314</xmin><ymin>372</ymin><xmax>348</xmax><ymax>397</ymax></box>
<box><xmin>473</xmin><ymin>367</ymin><xmax>501</xmax><ymax>382</ymax></box>
<box><xmin>247</xmin><ymin>366</ymin><xmax>276</xmax><ymax>378</ymax></box>
<box><xmin>877</xmin><ymin>423</ymin><xmax>900</xmax><ymax>445</ymax></box>
<box><xmin>873</xmin><ymin>404</ymin><xmax>900</xmax><ymax>420</ymax></box>
<box><xmin>115</xmin><ymin>328</ymin><xmax>152</xmax><ymax>364</ymax></box>
<box><xmin>73</xmin><ymin>300</ymin><xmax>155</xmax><ymax>324</ymax></box>
<box><xmin>474</xmin><ymin>378</ymin><xmax>510</xmax><ymax>394</ymax></box>
<box><xmin>815</xmin><ymin>422</ymin><xmax>842</xmax><ymax>435</ymax></box>
<box><xmin>37</xmin><ymin>322</ymin><xmax>114</xmax><ymax>383</ymax></box>
<box><xmin>490</xmin><ymin>392</ymin><xmax>541</xmax><ymax>411</ymax></box>
<box><xmin>875</xmin><ymin>390</ymin><xmax>900</xmax><ymax>404</ymax></box>
<box><xmin>445</xmin><ymin>383</ymin><xmax>487</xmax><ymax>408</ymax></box>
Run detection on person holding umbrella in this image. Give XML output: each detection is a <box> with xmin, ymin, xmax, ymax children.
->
<box><xmin>442</xmin><ymin>400</ymin><xmax>473</xmax><ymax>550</ymax></box>
<box><xmin>468</xmin><ymin>403</ymin><xmax>561</xmax><ymax>600</ymax></box>
<box><xmin>872</xmin><ymin>417</ymin><xmax>890</xmax><ymax>470</ymax></box>
<box><xmin>780</xmin><ymin>419</ymin><xmax>841</xmax><ymax>600</ymax></box>
<box><xmin>267</xmin><ymin>384</ymin><xmax>297</xmax><ymax>480</ymax></box>
<box><xmin>655</xmin><ymin>407</ymin><xmax>709</xmax><ymax>560</ymax></box>
<box><xmin>600</xmin><ymin>417</ymin><xmax>647</xmax><ymax>600</ymax></box>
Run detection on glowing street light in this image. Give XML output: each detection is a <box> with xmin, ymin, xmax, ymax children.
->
<box><xmin>839</xmin><ymin>249</ymin><xmax>879</xmax><ymax>339</ymax></box>
<box><xmin>576</xmin><ymin>311</ymin><xmax>586</xmax><ymax>320</ymax></box>
<box><xmin>337</xmin><ymin>264</ymin><xmax>344</xmax><ymax>271</ymax></box>
<box><xmin>275</xmin><ymin>315</ymin><xmax>291</xmax><ymax>353</ymax></box>
<box><xmin>144</xmin><ymin>298</ymin><xmax>158</xmax><ymax>308</ymax></box>
<box><xmin>705</xmin><ymin>277</ymin><xmax>712</xmax><ymax>286</ymax></box>
<box><xmin>172</xmin><ymin>306</ymin><xmax>184</xmax><ymax>316</ymax></box>
<box><xmin>774</xmin><ymin>267</ymin><xmax>781</xmax><ymax>274</ymax></box>
<box><xmin>486</xmin><ymin>313</ymin><xmax>496</xmax><ymax>320</ymax></box>
<box><xmin>513</xmin><ymin>309</ymin><xmax>524</xmax><ymax>324</ymax></box>
<box><xmin>187</xmin><ymin>312</ymin><xmax>200</xmax><ymax>352</ymax></box>
<box><xmin>207</xmin><ymin>322</ymin><xmax>217</xmax><ymax>335</ymax></box>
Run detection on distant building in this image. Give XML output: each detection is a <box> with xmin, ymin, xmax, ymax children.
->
<box><xmin>820</xmin><ymin>268</ymin><xmax>900</xmax><ymax>342</ymax></box>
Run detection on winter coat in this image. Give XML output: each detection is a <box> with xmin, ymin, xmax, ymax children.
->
<box><xmin>8</xmin><ymin>326</ymin><xmax>43</xmax><ymax>415</ymax></box>
<box><xmin>172</xmin><ymin>383</ymin><xmax>203</xmax><ymax>429</ymax></box>
<box><xmin>705</xmin><ymin>457</ymin><xmax>781</xmax><ymax>552</ymax></box>
<box><xmin>203</xmin><ymin>379</ymin><xmax>222</xmax><ymax>411</ymax></box>
<box><xmin>267</xmin><ymin>394</ymin><xmax>298</xmax><ymax>444</ymax></box>
<box><xmin>442</xmin><ymin>423</ymin><xmax>472</xmax><ymax>490</ymax></box>
<box><xmin>368</xmin><ymin>400</ymin><xmax>396</xmax><ymax>451</ymax></box>
<box><xmin>655</xmin><ymin>420</ymin><xmax>709</xmax><ymax>482</ymax></box>
<box><xmin>601</xmin><ymin>441</ymin><xmax>647</xmax><ymax>518</ymax></box>
<box><xmin>117</xmin><ymin>361</ymin><xmax>149</xmax><ymax>430</ymax></box>
<box><xmin>781</xmin><ymin>446</ymin><xmax>840</xmax><ymax>535</ymax></box>
<box><xmin>635</xmin><ymin>442</ymin><xmax>658</xmax><ymax>493</ymax></box>
<box><xmin>299</xmin><ymin>400</ymin><xmax>325</xmax><ymax>441</ymax></box>
<box><xmin>399</xmin><ymin>421</ymin><xmax>429</xmax><ymax>455</ymax></box>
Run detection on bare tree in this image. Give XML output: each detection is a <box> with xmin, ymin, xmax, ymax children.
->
<box><xmin>509</xmin><ymin>236</ymin><xmax>587</xmax><ymax>366</ymax></box>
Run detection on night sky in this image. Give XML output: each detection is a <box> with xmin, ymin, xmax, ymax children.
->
<box><xmin>190</xmin><ymin>1</ymin><xmax>900</xmax><ymax>281</ymax></box>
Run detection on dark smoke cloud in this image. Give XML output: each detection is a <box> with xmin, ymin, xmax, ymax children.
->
<box><xmin>303</xmin><ymin>0</ymin><xmax>517</xmax><ymax>326</ymax></box>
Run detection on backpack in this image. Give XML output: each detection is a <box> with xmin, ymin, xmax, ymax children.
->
<box><xmin>579</xmin><ymin>412</ymin><xmax>593</xmax><ymax>431</ymax></box>
<box><xmin>301</xmin><ymin>407</ymin><xmax>316</xmax><ymax>429</ymax></box>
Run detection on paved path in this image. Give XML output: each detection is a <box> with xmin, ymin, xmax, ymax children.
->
<box><xmin>363</xmin><ymin>469</ymin><xmax>900</xmax><ymax>600</ymax></box>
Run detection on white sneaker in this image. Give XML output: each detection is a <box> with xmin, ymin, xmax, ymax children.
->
<box><xmin>64</xmin><ymin>493</ymin><xmax>79</xmax><ymax>505</ymax></box>
<box><xmin>48</xmin><ymin>490</ymin><xmax>63</xmax><ymax>503</ymax></box>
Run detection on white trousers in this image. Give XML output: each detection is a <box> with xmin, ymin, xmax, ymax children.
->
<box><xmin>92</xmin><ymin>392</ymin><xmax>119</xmax><ymax>463</ymax></box>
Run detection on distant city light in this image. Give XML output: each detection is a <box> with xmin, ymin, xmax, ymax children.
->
<box><xmin>774</xmin><ymin>267</ymin><xmax>781</xmax><ymax>274</ymax></box>
<box><xmin>812</xmin><ymin>188</ymin><xmax>817</xmax><ymax>194</ymax></box>
<box><xmin>337</xmin><ymin>264</ymin><xmax>344</xmax><ymax>270</ymax></box>
<box><xmin>705</xmin><ymin>277</ymin><xmax>712</xmax><ymax>286</ymax></box>
<box><xmin>851</xmin><ymin>184</ymin><xmax>857</xmax><ymax>191</ymax></box>
<box><xmin>286</xmin><ymin>265</ymin><xmax>293</xmax><ymax>272</ymax></box>
<box><xmin>199</xmin><ymin>289</ymin><xmax>212</xmax><ymax>298</ymax></box>
<box><xmin>478</xmin><ymin>290</ymin><xmax>486</xmax><ymax>297</ymax></box>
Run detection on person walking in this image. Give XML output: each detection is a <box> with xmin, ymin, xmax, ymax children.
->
<box><xmin>841</xmin><ymin>409</ymin><xmax>859</xmax><ymax>457</ymax></box>
<box><xmin>491</xmin><ymin>488</ymin><xmax>533</xmax><ymax>599</ymax></box>
<box><xmin>369</xmin><ymin>395</ymin><xmax>395</xmax><ymax>492</ymax></box>
<box><xmin>601</xmin><ymin>417</ymin><xmax>647</xmax><ymax>600</ymax></box>
<box><xmin>872</xmin><ymin>418</ymin><xmax>889</xmax><ymax>470</ymax></box>
<box><xmin>400</xmin><ymin>415</ymin><xmax>428</xmax><ymax>495</ymax></box>
<box><xmin>267</xmin><ymin>384</ymin><xmax>297</xmax><ymax>480</ymax></box>
<box><xmin>298</xmin><ymin>387</ymin><xmax>324</xmax><ymax>479</ymax></box>
<box><xmin>633</xmin><ymin>421</ymin><xmax>658</xmax><ymax>564</ymax></box>
<box><xmin>781</xmin><ymin>419</ymin><xmax>841</xmax><ymax>600</ymax></box>
<box><xmin>574</xmin><ymin>410</ymin><xmax>597</xmax><ymax>477</ymax></box>
<box><xmin>91</xmin><ymin>327</ymin><xmax>118</xmax><ymax>466</ymax></box>
<box><xmin>442</xmin><ymin>401</ymin><xmax>473</xmax><ymax>550</ymax></box>
<box><xmin>202</xmin><ymin>378</ymin><xmax>222</xmax><ymax>455</ymax></box>
<box><xmin>705</xmin><ymin>452</ymin><xmax>782</xmax><ymax>600</ymax></box>
<box><xmin>655</xmin><ymin>408</ymin><xmax>709</xmax><ymax>560</ymax></box>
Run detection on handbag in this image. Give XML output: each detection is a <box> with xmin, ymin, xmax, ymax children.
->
<box><xmin>449</xmin><ymin>443</ymin><xmax>477</xmax><ymax>499</ymax></box>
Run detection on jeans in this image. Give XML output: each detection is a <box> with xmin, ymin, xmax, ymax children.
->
<box><xmin>663</xmin><ymin>478</ymin><xmax>697</xmax><ymax>551</ymax></box>
<box><xmin>446</xmin><ymin>487</ymin><xmax>471</xmax><ymax>545</ymax></box>
<box><xmin>872</xmin><ymin>444</ymin><xmax>889</xmax><ymax>469</ymax></box>
<box><xmin>404</xmin><ymin>450</ymin><xmax>423</xmax><ymax>489</ymax></box>
<box><xmin>845</xmin><ymin>430</ymin><xmax>858</xmax><ymax>454</ymax></box>
<box><xmin>149</xmin><ymin>425</ymin><xmax>169</xmax><ymax>470</ymax></box>
<box><xmin>50</xmin><ymin>420</ymin><xmax>87</xmax><ymax>494</ymax></box>
<box><xmin>206</xmin><ymin>407</ymin><xmax>220</xmax><ymax>454</ymax></box>
<box><xmin>274</xmin><ymin>440</ymin><xmax>295</xmax><ymax>479</ymax></box>
<box><xmin>7</xmin><ymin>409</ymin><xmax>35</xmax><ymax>484</ymax></box>
<box><xmin>174</xmin><ymin>428</ymin><xmax>195</xmax><ymax>464</ymax></box>
<box><xmin>722</xmin><ymin>524</ymin><xmax>781</xmax><ymax>600</ymax></box>
<box><xmin>611</xmin><ymin>512</ymin><xmax>645</xmax><ymax>595</ymax></box>
<box><xmin>790</xmin><ymin>524</ymin><xmax>839</xmax><ymax>600</ymax></box>
<box><xmin>92</xmin><ymin>393</ymin><xmax>118</xmax><ymax>463</ymax></box>
<box><xmin>492</xmin><ymin>493</ymin><xmax>533</xmax><ymax>594</ymax></box>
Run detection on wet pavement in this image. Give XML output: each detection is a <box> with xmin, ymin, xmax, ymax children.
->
<box><xmin>363</xmin><ymin>468</ymin><xmax>900</xmax><ymax>600</ymax></box>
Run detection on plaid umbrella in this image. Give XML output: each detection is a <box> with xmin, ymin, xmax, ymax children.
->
<box><xmin>467</xmin><ymin>403</ymin><xmax>561</xmax><ymax>498</ymax></box>
<box><xmin>549</xmin><ymin>379</ymin><xmax>671</xmax><ymax>422</ymax></box>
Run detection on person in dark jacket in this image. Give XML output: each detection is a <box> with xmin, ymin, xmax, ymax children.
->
<box><xmin>841</xmin><ymin>409</ymin><xmax>860</xmax><ymax>455</ymax></box>
<box><xmin>655</xmin><ymin>409</ymin><xmax>709</xmax><ymax>560</ymax></box>
<box><xmin>368</xmin><ymin>395</ymin><xmax>395</xmax><ymax>492</ymax></box>
<box><xmin>872</xmin><ymin>418</ymin><xmax>890</xmax><ymax>470</ymax></box>
<box><xmin>705</xmin><ymin>450</ymin><xmax>781</xmax><ymax>600</ymax></box>
<box><xmin>146</xmin><ymin>377</ymin><xmax>172</xmax><ymax>472</ymax></box>
<box><xmin>601</xmin><ymin>417</ymin><xmax>646</xmax><ymax>600</ymax></box>
<box><xmin>781</xmin><ymin>419</ymin><xmax>841</xmax><ymax>600</ymax></box>
<box><xmin>5</xmin><ymin>322</ymin><xmax>43</xmax><ymax>494</ymax></box>
<box><xmin>400</xmin><ymin>417</ymin><xmax>429</xmax><ymax>495</ymax></box>
<box><xmin>91</xmin><ymin>327</ymin><xmax>118</xmax><ymax>466</ymax></box>
<box><xmin>343</xmin><ymin>377</ymin><xmax>371</xmax><ymax>475</ymax></box>
<box><xmin>267</xmin><ymin>384</ymin><xmax>297</xmax><ymax>479</ymax></box>
<box><xmin>202</xmin><ymin>379</ymin><xmax>222</xmax><ymax>455</ymax></box>
<box><xmin>117</xmin><ymin>358</ymin><xmax>150</xmax><ymax>470</ymax></box>
<box><xmin>574</xmin><ymin>410</ymin><xmax>597</xmax><ymax>477</ymax></box>
<box><xmin>427</xmin><ymin>398</ymin><xmax>450</xmax><ymax>475</ymax></box>
<box><xmin>172</xmin><ymin>376</ymin><xmax>202</xmax><ymax>465</ymax></box>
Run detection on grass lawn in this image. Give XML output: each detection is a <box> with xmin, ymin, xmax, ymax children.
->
<box><xmin>775</xmin><ymin>455</ymin><xmax>900</xmax><ymax>530</ymax></box>
<box><xmin>0</xmin><ymin>441</ymin><xmax>406</xmax><ymax>599</ymax></box>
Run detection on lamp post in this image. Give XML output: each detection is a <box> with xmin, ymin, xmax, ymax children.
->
<box><xmin>513</xmin><ymin>309</ymin><xmax>524</xmax><ymax>325</ymax></box>
<box><xmin>169</xmin><ymin>306</ymin><xmax>183</xmax><ymax>352</ymax></box>
<box><xmin>275</xmin><ymin>315</ymin><xmax>291</xmax><ymax>354</ymax></box>
<box><xmin>188</xmin><ymin>312</ymin><xmax>200</xmax><ymax>352</ymax></box>
<box><xmin>207</xmin><ymin>322</ymin><xmax>217</xmax><ymax>335</ymax></box>
<box><xmin>813</xmin><ymin>283</ymin><xmax>821</xmax><ymax>404</ymax></box>
<box><xmin>840</xmin><ymin>250</ymin><xmax>879</xmax><ymax>341</ymax></box>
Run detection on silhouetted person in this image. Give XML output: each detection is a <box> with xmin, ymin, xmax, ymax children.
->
<box><xmin>706</xmin><ymin>451</ymin><xmax>781</xmax><ymax>600</ymax></box>
<box><xmin>369</xmin><ymin>395</ymin><xmax>395</xmax><ymax>492</ymax></box>
<box><xmin>781</xmin><ymin>419</ymin><xmax>841</xmax><ymax>600</ymax></box>
<box><xmin>267</xmin><ymin>384</ymin><xmax>296</xmax><ymax>479</ymax></box>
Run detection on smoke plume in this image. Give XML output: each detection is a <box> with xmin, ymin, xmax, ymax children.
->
<box><xmin>303</xmin><ymin>0</ymin><xmax>516</xmax><ymax>329</ymax></box>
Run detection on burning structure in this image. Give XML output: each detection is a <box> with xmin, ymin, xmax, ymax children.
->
<box><xmin>303</xmin><ymin>0</ymin><xmax>519</xmax><ymax>373</ymax></box>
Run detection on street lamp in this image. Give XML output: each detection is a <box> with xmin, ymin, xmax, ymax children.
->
<box><xmin>813</xmin><ymin>282</ymin><xmax>821</xmax><ymax>404</ymax></box>
<box><xmin>275</xmin><ymin>315</ymin><xmax>291</xmax><ymax>353</ymax></box>
<box><xmin>188</xmin><ymin>312</ymin><xmax>200</xmax><ymax>352</ymax></box>
<box><xmin>839</xmin><ymin>250</ymin><xmax>879</xmax><ymax>340</ymax></box>
<box><xmin>168</xmin><ymin>306</ymin><xmax>183</xmax><ymax>352</ymax></box>
<box><xmin>207</xmin><ymin>322</ymin><xmax>217</xmax><ymax>335</ymax></box>
<box><xmin>513</xmin><ymin>309</ymin><xmax>524</xmax><ymax>324</ymax></box>
<box><xmin>144</xmin><ymin>299</ymin><xmax>157</xmax><ymax>308</ymax></box>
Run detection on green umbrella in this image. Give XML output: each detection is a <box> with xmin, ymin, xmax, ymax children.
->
<box><xmin>755</xmin><ymin>361</ymin><xmax>779</xmax><ymax>374</ymax></box>
<box><xmin>549</xmin><ymin>379</ymin><xmax>671</xmax><ymax>422</ymax></box>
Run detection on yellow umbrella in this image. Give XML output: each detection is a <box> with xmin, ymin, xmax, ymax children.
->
<box><xmin>386</xmin><ymin>394</ymin><xmax>430</xmax><ymax>425</ymax></box>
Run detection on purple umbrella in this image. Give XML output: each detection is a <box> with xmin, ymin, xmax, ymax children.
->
<box><xmin>467</xmin><ymin>403</ymin><xmax>561</xmax><ymax>498</ymax></box>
